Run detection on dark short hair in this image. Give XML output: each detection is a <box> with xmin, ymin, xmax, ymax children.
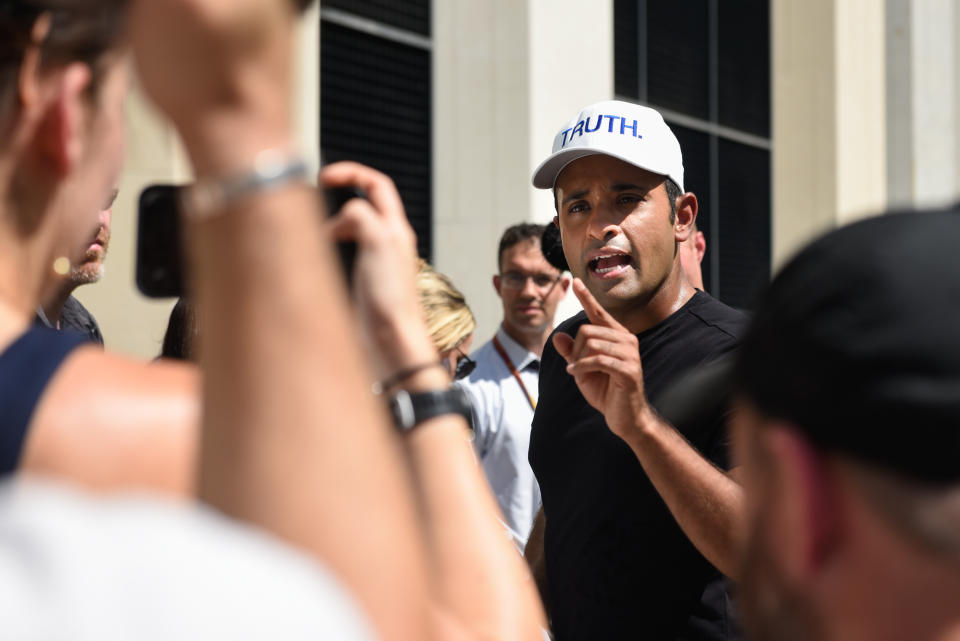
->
<box><xmin>664</xmin><ymin>177</ymin><xmax>681</xmax><ymax>224</ymax></box>
<box><xmin>497</xmin><ymin>223</ymin><xmax>546</xmax><ymax>271</ymax></box>
<box><xmin>0</xmin><ymin>0</ymin><xmax>130</xmax><ymax>103</ymax></box>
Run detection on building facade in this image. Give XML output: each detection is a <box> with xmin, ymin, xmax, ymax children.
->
<box><xmin>89</xmin><ymin>0</ymin><xmax>960</xmax><ymax>357</ymax></box>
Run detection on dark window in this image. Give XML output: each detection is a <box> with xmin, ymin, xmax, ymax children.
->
<box><xmin>646</xmin><ymin>0</ymin><xmax>709</xmax><ymax>120</ymax></box>
<box><xmin>614</xmin><ymin>0</ymin><xmax>640</xmax><ymax>99</ymax></box>
<box><xmin>614</xmin><ymin>0</ymin><xmax>771</xmax><ymax>308</ymax></box>
<box><xmin>670</xmin><ymin>125</ymin><xmax>712</xmax><ymax>290</ymax></box>
<box><xmin>320</xmin><ymin>6</ymin><xmax>432</xmax><ymax>259</ymax></box>
<box><xmin>717</xmin><ymin>140</ymin><xmax>770</xmax><ymax>308</ymax></box>
<box><xmin>321</xmin><ymin>0</ymin><xmax>430</xmax><ymax>36</ymax></box>
<box><xmin>718</xmin><ymin>0</ymin><xmax>770</xmax><ymax>136</ymax></box>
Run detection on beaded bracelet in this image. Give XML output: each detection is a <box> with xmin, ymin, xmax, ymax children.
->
<box><xmin>180</xmin><ymin>149</ymin><xmax>308</xmax><ymax>221</ymax></box>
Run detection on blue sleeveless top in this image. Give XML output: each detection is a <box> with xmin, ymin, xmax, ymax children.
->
<box><xmin>1</xmin><ymin>327</ymin><xmax>88</xmax><ymax>475</ymax></box>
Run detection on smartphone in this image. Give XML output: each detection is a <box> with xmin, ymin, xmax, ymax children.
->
<box><xmin>135</xmin><ymin>184</ymin><xmax>363</xmax><ymax>298</ymax></box>
<box><xmin>136</xmin><ymin>184</ymin><xmax>184</xmax><ymax>298</ymax></box>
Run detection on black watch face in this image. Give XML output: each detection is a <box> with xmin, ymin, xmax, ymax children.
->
<box><xmin>389</xmin><ymin>388</ymin><xmax>473</xmax><ymax>432</ymax></box>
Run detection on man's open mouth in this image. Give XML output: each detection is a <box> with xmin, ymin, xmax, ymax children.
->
<box><xmin>588</xmin><ymin>253</ymin><xmax>632</xmax><ymax>277</ymax></box>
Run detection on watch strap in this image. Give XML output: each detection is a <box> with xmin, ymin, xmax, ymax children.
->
<box><xmin>389</xmin><ymin>387</ymin><xmax>473</xmax><ymax>433</ymax></box>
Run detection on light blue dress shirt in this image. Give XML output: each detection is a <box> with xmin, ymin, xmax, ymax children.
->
<box><xmin>457</xmin><ymin>326</ymin><xmax>541</xmax><ymax>548</ymax></box>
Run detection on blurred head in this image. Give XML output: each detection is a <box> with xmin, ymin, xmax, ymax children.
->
<box><xmin>493</xmin><ymin>223</ymin><xmax>569</xmax><ymax>342</ymax></box>
<box><xmin>416</xmin><ymin>260</ymin><xmax>476</xmax><ymax>379</ymax></box>
<box><xmin>731</xmin><ymin>210</ymin><xmax>960</xmax><ymax>641</ymax></box>
<box><xmin>1</xmin><ymin>1</ymin><xmax>130</xmax><ymax>279</ymax></box>
<box><xmin>678</xmin><ymin>222</ymin><xmax>705</xmax><ymax>290</ymax></box>
<box><xmin>69</xmin><ymin>186</ymin><xmax>116</xmax><ymax>285</ymax></box>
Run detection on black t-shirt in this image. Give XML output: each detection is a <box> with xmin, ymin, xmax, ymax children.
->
<box><xmin>530</xmin><ymin>291</ymin><xmax>747</xmax><ymax>641</ymax></box>
<box><xmin>60</xmin><ymin>296</ymin><xmax>104</xmax><ymax>345</ymax></box>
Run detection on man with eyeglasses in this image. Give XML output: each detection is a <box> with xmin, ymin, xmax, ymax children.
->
<box><xmin>458</xmin><ymin>223</ymin><xmax>569</xmax><ymax>549</ymax></box>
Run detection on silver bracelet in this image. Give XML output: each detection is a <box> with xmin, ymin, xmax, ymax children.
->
<box><xmin>180</xmin><ymin>149</ymin><xmax>308</xmax><ymax>221</ymax></box>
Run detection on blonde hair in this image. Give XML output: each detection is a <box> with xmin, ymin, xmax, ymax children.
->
<box><xmin>416</xmin><ymin>259</ymin><xmax>476</xmax><ymax>354</ymax></box>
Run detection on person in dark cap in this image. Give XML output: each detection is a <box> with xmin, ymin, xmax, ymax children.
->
<box><xmin>729</xmin><ymin>209</ymin><xmax>960</xmax><ymax>641</ymax></box>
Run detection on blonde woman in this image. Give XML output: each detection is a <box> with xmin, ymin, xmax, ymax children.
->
<box><xmin>416</xmin><ymin>260</ymin><xmax>477</xmax><ymax>380</ymax></box>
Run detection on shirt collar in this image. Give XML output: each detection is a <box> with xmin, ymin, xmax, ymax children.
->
<box><xmin>35</xmin><ymin>306</ymin><xmax>56</xmax><ymax>329</ymax></box>
<box><xmin>495</xmin><ymin>325</ymin><xmax>539</xmax><ymax>372</ymax></box>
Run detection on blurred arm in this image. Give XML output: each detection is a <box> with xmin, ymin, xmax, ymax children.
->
<box><xmin>129</xmin><ymin>2</ymin><xmax>432</xmax><ymax>640</ymax></box>
<box><xmin>22</xmin><ymin>352</ymin><xmax>199</xmax><ymax>495</ymax></box>
<box><xmin>524</xmin><ymin>507</ymin><xmax>550</xmax><ymax>619</ymax></box>
<box><xmin>323</xmin><ymin>161</ymin><xmax>547</xmax><ymax>640</ymax></box>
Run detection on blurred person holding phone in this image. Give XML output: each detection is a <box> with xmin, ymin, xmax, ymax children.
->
<box><xmin>0</xmin><ymin>0</ymin><xmax>198</xmax><ymax>491</ymax></box>
<box><xmin>0</xmin><ymin>0</ymin><xmax>548</xmax><ymax>639</ymax></box>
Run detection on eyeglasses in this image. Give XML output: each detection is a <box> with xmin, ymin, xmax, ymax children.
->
<box><xmin>499</xmin><ymin>271</ymin><xmax>562</xmax><ymax>291</ymax></box>
<box><xmin>453</xmin><ymin>347</ymin><xmax>477</xmax><ymax>380</ymax></box>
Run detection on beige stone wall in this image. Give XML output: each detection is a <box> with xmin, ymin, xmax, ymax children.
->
<box><xmin>90</xmin><ymin>0</ymin><xmax>960</xmax><ymax>357</ymax></box>
<box><xmin>773</xmin><ymin>0</ymin><xmax>960</xmax><ymax>271</ymax></box>
<box><xmin>771</xmin><ymin>0</ymin><xmax>887</xmax><ymax>270</ymax></box>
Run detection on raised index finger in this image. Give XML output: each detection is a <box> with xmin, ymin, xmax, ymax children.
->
<box><xmin>571</xmin><ymin>278</ymin><xmax>627</xmax><ymax>331</ymax></box>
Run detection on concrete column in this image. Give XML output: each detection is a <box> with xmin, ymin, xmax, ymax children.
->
<box><xmin>835</xmin><ymin>0</ymin><xmax>887</xmax><ymax>223</ymax></box>
<box><xmin>887</xmin><ymin>0</ymin><xmax>958</xmax><ymax>208</ymax></box>
<box><xmin>885</xmin><ymin>0</ymin><xmax>912</xmax><ymax>207</ymax></box>
<box><xmin>433</xmin><ymin>0</ymin><xmax>612</xmax><ymax>340</ymax></box>
<box><xmin>911</xmin><ymin>0</ymin><xmax>957</xmax><ymax>206</ymax></box>
<box><xmin>772</xmin><ymin>0</ymin><xmax>886</xmax><ymax>268</ymax></box>
<box><xmin>295</xmin><ymin>4</ymin><xmax>322</xmax><ymax>173</ymax></box>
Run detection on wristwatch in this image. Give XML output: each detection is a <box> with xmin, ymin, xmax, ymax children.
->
<box><xmin>388</xmin><ymin>387</ymin><xmax>474</xmax><ymax>432</ymax></box>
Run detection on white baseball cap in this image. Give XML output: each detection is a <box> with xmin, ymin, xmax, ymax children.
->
<box><xmin>531</xmin><ymin>100</ymin><xmax>685</xmax><ymax>192</ymax></box>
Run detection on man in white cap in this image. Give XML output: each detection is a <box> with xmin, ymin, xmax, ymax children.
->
<box><xmin>525</xmin><ymin>100</ymin><xmax>746</xmax><ymax>641</ymax></box>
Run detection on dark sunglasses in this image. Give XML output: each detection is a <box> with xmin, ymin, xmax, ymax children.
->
<box><xmin>453</xmin><ymin>347</ymin><xmax>477</xmax><ymax>380</ymax></box>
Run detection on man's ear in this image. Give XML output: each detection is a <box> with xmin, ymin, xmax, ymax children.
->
<box><xmin>558</xmin><ymin>274</ymin><xmax>571</xmax><ymax>294</ymax></box>
<box><xmin>759</xmin><ymin>424</ymin><xmax>843</xmax><ymax>583</ymax></box>
<box><xmin>552</xmin><ymin>215</ymin><xmax>559</xmax><ymax>229</ymax></box>
<box><xmin>673</xmin><ymin>192</ymin><xmax>698</xmax><ymax>243</ymax></box>
<box><xmin>492</xmin><ymin>274</ymin><xmax>502</xmax><ymax>298</ymax></box>
<box><xmin>694</xmin><ymin>231</ymin><xmax>706</xmax><ymax>263</ymax></box>
<box><xmin>17</xmin><ymin>19</ymin><xmax>46</xmax><ymax>113</ymax></box>
<box><xmin>33</xmin><ymin>63</ymin><xmax>93</xmax><ymax>178</ymax></box>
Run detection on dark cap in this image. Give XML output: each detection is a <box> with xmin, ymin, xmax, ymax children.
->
<box><xmin>735</xmin><ymin>208</ymin><xmax>960</xmax><ymax>483</ymax></box>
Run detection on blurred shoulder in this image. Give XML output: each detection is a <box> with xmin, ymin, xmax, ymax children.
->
<box><xmin>0</xmin><ymin>480</ymin><xmax>377</xmax><ymax>640</ymax></box>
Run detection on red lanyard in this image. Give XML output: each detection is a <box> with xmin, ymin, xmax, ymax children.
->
<box><xmin>492</xmin><ymin>336</ymin><xmax>536</xmax><ymax>410</ymax></box>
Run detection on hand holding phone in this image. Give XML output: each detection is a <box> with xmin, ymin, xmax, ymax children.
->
<box><xmin>319</xmin><ymin>161</ymin><xmax>429</xmax><ymax>378</ymax></box>
<box><xmin>136</xmin><ymin>184</ymin><xmax>365</xmax><ymax>298</ymax></box>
